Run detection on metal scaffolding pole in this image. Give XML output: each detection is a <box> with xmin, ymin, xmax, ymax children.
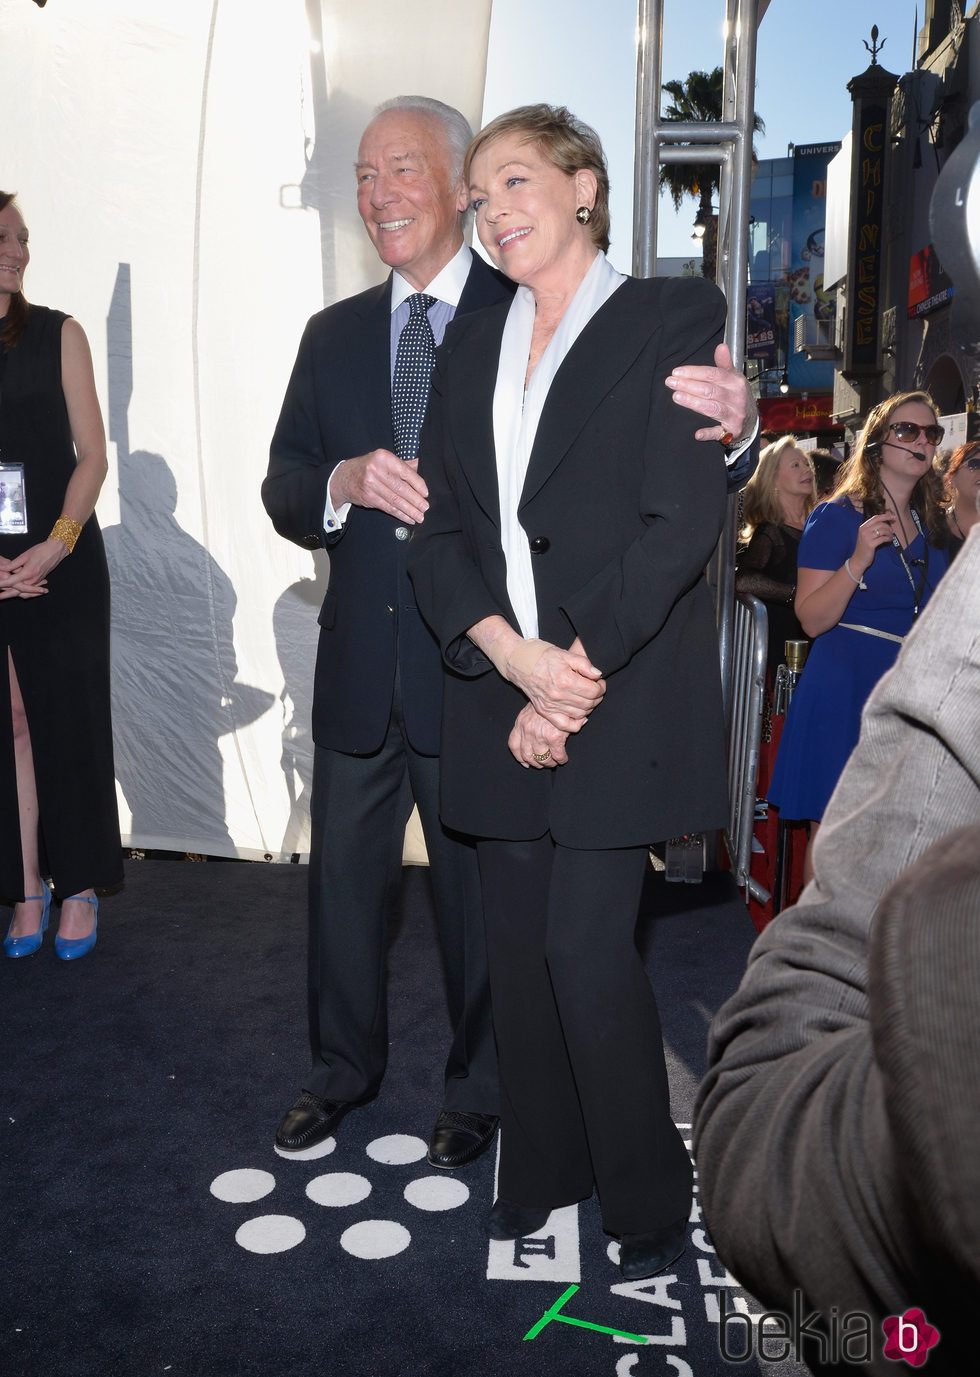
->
<box><xmin>632</xmin><ymin>0</ymin><xmax>761</xmax><ymax>718</ymax></box>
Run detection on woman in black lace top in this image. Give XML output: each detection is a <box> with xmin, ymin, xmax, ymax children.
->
<box><xmin>736</xmin><ymin>436</ymin><xmax>815</xmax><ymax>678</ymax></box>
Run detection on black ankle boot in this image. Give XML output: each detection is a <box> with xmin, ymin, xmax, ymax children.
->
<box><xmin>485</xmin><ymin>1197</ymin><xmax>551</xmax><ymax>1240</ymax></box>
<box><xmin>619</xmin><ymin>1217</ymin><xmax>687</xmax><ymax>1279</ymax></box>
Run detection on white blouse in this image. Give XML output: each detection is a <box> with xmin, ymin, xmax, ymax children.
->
<box><xmin>493</xmin><ymin>250</ymin><xmax>626</xmax><ymax>638</ymax></box>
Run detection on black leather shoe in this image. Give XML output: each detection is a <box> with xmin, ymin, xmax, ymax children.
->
<box><xmin>486</xmin><ymin>1197</ymin><xmax>552</xmax><ymax>1240</ymax></box>
<box><xmin>619</xmin><ymin>1217</ymin><xmax>687</xmax><ymax>1279</ymax></box>
<box><xmin>275</xmin><ymin>1092</ymin><xmax>351</xmax><ymax>1153</ymax></box>
<box><xmin>426</xmin><ymin>1110</ymin><xmax>499</xmax><ymax>1170</ymax></box>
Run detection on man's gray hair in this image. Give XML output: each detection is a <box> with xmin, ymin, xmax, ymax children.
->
<box><xmin>373</xmin><ymin>95</ymin><xmax>473</xmax><ymax>184</ymax></box>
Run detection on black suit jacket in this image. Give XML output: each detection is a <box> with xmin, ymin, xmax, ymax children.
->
<box><xmin>262</xmin><ymin>251</ymin><xmax>514</xmax><ymax>756</ymax></box>
<box><xmin>409</xmin><ymin>274</ymin><xmax>731</xmax><ymax>848</ymax></box>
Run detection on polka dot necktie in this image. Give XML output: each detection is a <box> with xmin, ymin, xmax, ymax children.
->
<box><xmin>391</xmin><ymin>293</ymin><xmax>436</xmax><ymax>460</ymax></box>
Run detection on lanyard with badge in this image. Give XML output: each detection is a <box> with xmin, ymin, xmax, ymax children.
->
<box><xmin>0</xmin><ymin>345</ymin><xmax>28</xmax><ymax>535</ymax></box>
<box><xmin>893</xmin><ymin>508</ymin><xmax>929</xmax><ymax>618</ymax></box>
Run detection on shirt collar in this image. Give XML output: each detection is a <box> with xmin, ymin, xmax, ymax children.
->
<box><xmin>391</xmin><ymin>241</ymin><xmax>472</xmax><ymax>313</ymax></box>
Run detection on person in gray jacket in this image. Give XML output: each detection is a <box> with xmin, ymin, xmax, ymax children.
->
<box><xmin>695</xmin><ymin>527</ymin><xmax>980</xmax><ymax>1375</ymax></box>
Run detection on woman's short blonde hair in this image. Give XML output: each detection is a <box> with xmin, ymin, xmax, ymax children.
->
<box><xmin>465</xmin><ymin>104</ymin><xmax>611</xmax><ymax>254</ymax></box>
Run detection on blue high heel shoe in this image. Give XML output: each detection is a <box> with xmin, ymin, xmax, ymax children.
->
<box><xmin>3</xmin><ymin>887</ymin><xmax>52</xmax><ymax>958</ymax></box>
<box><xmin>54</xmin><ymin>893</ymin><xmax>99</xmax><ymax>961</ymax></box>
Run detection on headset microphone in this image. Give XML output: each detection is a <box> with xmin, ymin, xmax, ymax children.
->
<box><xmin>884</xmin><ymin>441</ymin><xmax>928</xmax><ymax>462</ymax></box>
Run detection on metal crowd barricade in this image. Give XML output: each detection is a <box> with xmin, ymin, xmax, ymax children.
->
<box><xmin>725</xmin><ymin>593</ymin><xmax>769</xmax><ymax>903</ymax></box>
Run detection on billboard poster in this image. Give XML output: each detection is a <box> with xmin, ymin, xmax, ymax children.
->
<box><xmin>746</xmin><ymin>283</ymin><xmax>777</xmax><ymax>365</ymax></box>
<box><xmin>908</xmin><ymin>245</ymin><xmax>955</xmax><ymax>318</ymax></box>
<box><xmin>787</xmin><ymin>142</ymin><xmax>841</xmax><ymax>391</ymax></box>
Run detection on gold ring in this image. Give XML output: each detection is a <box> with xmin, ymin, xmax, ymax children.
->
<box><xmin>532</xmin><ymin>749</ymin><xmax>551</xmax><ymax>763</ymax></box>
<box><xmin>719</xmin><ymin>430</ymin><xmax>734</xmax><ymax>448</ymax></box>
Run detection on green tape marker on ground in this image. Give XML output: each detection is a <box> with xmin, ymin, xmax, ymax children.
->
<box><xmin>524</xmin><ymin>1285</ymin><xmax>649</xmax><ymax>1343</ymax></box>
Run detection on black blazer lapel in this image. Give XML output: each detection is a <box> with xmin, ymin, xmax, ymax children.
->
<box><xmin>351</xmin><ymin>276</ymin><xmax>396</xmax><ymax>451</ymax></box>
<box><xmin>419</xmin><ymin>253</ymin><xmax>513</xmax><ymax>527</ymax></box>
<box><xmin>444</xmin><ymin>302</ymin><xmax>510</xmax><ymax>529</ymax></box>
<box><xmin>520</xmin><ymin>278</ymin><xmax>665</xmax><ymax>510</ymax></box>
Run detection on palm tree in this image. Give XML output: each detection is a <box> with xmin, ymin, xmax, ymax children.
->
<box><xmin>660</xmin><ymin>67</ymin><xmax>764</xmax><ymax>280</ymax></box>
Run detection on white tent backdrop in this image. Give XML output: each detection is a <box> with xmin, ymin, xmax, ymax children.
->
<box><xmin>1</xmin><ymin>0</ymin><xmax>492</xmax><ymax>859</ymax></box>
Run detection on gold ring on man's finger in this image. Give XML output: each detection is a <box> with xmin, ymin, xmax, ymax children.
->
<box><xmin>532</xmin><ymin>749</ymin><xmax>551</xmax><ymax>763</ymax></box>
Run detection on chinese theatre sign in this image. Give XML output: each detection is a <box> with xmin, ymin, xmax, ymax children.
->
<box><xmin>847</xmin><ymin>100</ymin><xmax>886</xmax><ymax>373</ymax></box>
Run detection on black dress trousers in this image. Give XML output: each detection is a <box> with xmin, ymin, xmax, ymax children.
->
<box><xmin>476</xmin><ymin>833</ymin><xmax>692</xmax><ymax>1236</ymax></box>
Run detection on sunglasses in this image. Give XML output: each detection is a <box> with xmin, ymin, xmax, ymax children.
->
<box><xmin>888</xmin><ymin>421</ymin><xmax>945</xmax><ymax>445</ymax></box>
<box><xmin>962</xmin><ymin>455</ymin><xmax>980</xmax><ymax>472</ymax></box>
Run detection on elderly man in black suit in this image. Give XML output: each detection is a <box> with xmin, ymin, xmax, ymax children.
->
<box><xmin>262</xmin><ymin>96</ymin><xmax>503</xmax><ymax>1167</ymax></box>
<box><xmin>261</xmin><ymin>94</ymin><xmax>758</xmax><ymax>1169</ymax></box>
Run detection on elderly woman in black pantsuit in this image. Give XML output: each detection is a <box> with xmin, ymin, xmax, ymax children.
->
<box><xmin>408</xmin><ymin>106</ymin><xmax>730</xmax><ymax>1279</ymax></box>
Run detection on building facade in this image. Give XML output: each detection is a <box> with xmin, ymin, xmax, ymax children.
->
<box><xmin>827</xmin><ymin>2</ymin><xmax>979</xmax><ymax>445</ymax></box>
<box><xmin>748</xmin><ymin>2</ymin><xmax>979</xmax><ymax>450</ymax></box>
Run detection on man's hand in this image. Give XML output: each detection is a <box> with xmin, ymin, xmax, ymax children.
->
<box><xmin>665</xmin><ymin>342</ymin><xmax>758</xmax><ymax>446</ymax></box>
<box><xmin>330</xmin><ymin>449</ymin><xmax>429</xmax><ymax>523</ymax></box>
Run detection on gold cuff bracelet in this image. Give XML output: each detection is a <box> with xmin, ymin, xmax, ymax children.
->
<box><xmin>49</xmin><ymin>515</ymin><xmax>83</xmax><ymax>553</ymax></box>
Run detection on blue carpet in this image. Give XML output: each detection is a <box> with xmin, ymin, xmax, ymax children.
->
<box><xmin>0</xmin><ymin>860</ymin><xmax>810</xmax><ymax>1377</ymax></box>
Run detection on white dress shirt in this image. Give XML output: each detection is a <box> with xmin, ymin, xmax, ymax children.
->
<box><xmin>493</xmin><ymin>251</ymin><xmax>625</xmax><ymax>639</ymax></box>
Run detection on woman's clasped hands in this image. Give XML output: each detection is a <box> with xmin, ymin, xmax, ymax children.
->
<box><xmin>508</xmin><ymin>703</ymin><xmax>568</xmax><ymax>770</ymax></box>
<box><xmin>500</xmin><ymin>636</ymin><xmax>605</xmax><ymax>770</ymax></box>
<box><xmin>474</xmin><ymin>617</ymin><xmax>605</xmax><ymax>769</ymax></box>
<box><xmin>0</xmin><ymin>540</ymin><xmax>64</xmax><ymax>599</ymax></box>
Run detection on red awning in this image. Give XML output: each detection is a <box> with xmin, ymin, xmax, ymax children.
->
<box><xmin>758</xmin><ymin>394</ymin><xmax>838</xmax><ymax>433</ymax></box>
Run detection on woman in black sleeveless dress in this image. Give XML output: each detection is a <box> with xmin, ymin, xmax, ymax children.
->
<box><xmin>0</xmin><ymin>191</ymin><xmax>121</xmax><ymax>960</ymax></box>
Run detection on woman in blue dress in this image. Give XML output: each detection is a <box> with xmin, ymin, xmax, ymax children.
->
<box><xmin>769</xmin><ymin>391</ymin><xmax>952</xmax><ymax>884</ymax></box>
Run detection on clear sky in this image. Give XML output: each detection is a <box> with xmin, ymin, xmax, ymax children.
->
<box><xmin>484</xmin><ymin>0</ymin><xmax>924</xmax><ymax>269</ymax></box>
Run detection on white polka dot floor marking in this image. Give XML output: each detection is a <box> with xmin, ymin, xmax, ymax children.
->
<box><xmin>403</xmin><ymin>1176</ymin><xmax>469</xmax><ymax>1211</ymax></box>
<box><xmin>305</xmin><ymin>1172</ymin><xmax>372</xmax><ymax>1207</ymax></box>
<box><xmin>365</xmin><ymin>1134</ymin><xmax>428</xmax><ymax>1165</ymax></box>
<box><xmin>212</xmin><ymin>1129</ymin><xmax>473</xmax><ymax>1259</ymax></box>
<box><xmin>340</xmin><ymin>1220</ymin><xmax>411</xmax><ymax>1259</ymax></box>
<box><xmin>235</xmin><ymin>1215</ymin><xmax>306</xmax><ymax>1254</ymax></box>
<box><xmin>210</xmin><ymin>1168</ymin><xmax>276</xmax><ymax>1203</ymax></box>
